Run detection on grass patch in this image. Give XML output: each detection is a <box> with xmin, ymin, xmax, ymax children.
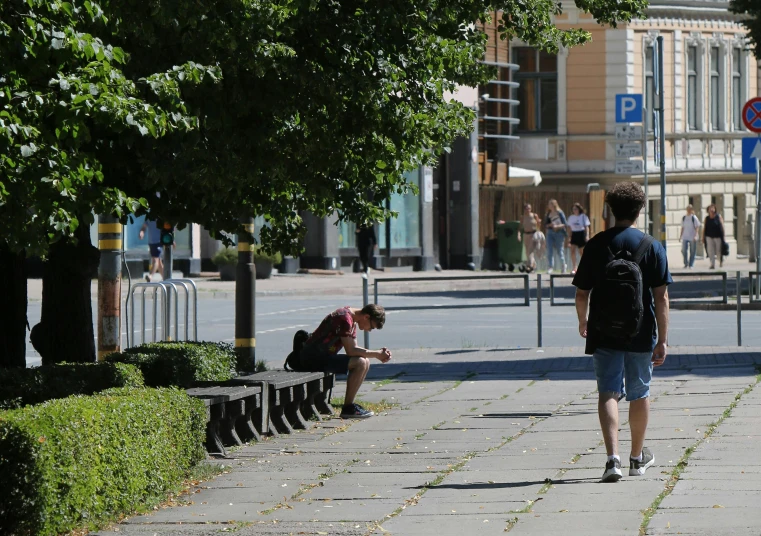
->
<box><xmin>373</xmin><ymin>372</ymin><xmax>406</xmax><ymax>389</ymax></box>
<box><xmin>330</xmin><ymin>397</ymin><xmax>397</xmax><ymax>415</ymax></box>
<box><xmin>500</xmin><ymin>394</ymin><xmax>509</xmax><ymax>400</ymax></box>
<box><xmin>526</xmin><ymin>380</ymin><xmax>537</xmax><ymax>387</ymax></box>
<box><xmin>504</xmin><ymin>517</ymin><xmax>519</xmax><ymax>532</ymax></box>
<box><xmin>509</xmin><ymin>499</ymin><xmax>535</xmax><ymax>514</ymax></box>
<box><xmin>537</xmin><ymin>478</ymin><xmax>554</xmax><ymax>495</ymax></box>
<box><xmin>639</xmin><ymin>376</ymin><xmax>760</xmax><ymax>535</ymax></box>
<box><xmin>431</xmin><ymin>421</ymin><xmax>446</xmax><ymax>430</ymax></box>
<box><xmin>515</xmin><ymin>387</ymin><xmax>524</xmax><ymax>393</ymax></box>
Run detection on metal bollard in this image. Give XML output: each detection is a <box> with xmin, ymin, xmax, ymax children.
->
<box><xmin>362</xmin><ymin>275</ymin><xmax>370</xmax><ymax>348</ymax></box>
<box><xmin>537</xmin><ymin>274</ymin><xmax>543</xmax><ymax>348</ymax></box>
<box><xmin>737</xmin><ymin>271</ymin><xmax>742</xmax><ymax>347</ymax></box>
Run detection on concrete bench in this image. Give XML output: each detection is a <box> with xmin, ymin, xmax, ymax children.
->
<box><xmin>186</xmin><ymin>384</ymin><xmax>267</xmax><ymax>455</ymax></box>
<box><xmin>229</xmin><ymin>371</ymin><xmax>335</xmax><ymax>436</ymax></box>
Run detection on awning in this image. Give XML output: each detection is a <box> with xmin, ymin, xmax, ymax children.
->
<box><xmin>507</xmin><ymin>166</ymin><xmax>542</xmax><ymax>187</ymax></box>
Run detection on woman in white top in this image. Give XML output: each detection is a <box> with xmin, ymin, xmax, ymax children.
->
<box><xmin>567</xmin><ymin>203</ymin><xmax>591</xmax><ymax>274</ymax></box>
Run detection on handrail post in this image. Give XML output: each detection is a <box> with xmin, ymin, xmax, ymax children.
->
<box><xmin>722</xmin><ymin>272</ymin><xmax>728</xmax><ymax>304</ymax></box>
<box><xmin>524</xmin><ymin>274</ymin><xmax>530</xmax><ymax>306</ymax></box>
<box><xmin>362</xmin><ymin>275</ymin><xmax>370</xmax><ymax>348</ymax></box>
<box><xmin>537</xmin><ymin>274</ymin><xmax>543</xmax><ymax>348</ymax></box>
<box><xmin>737</xmin><ymin>271</ymin><xmax>742</xmax><ymax>347</ymax></box>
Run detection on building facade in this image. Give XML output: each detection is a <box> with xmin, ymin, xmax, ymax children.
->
<box><xmin>510</xmin><ymin>0</ymin><xmax>760</xmax><ymax>265</ymax></box>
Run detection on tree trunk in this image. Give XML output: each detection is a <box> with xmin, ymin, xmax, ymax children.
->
<box><xmin>0</xmin><ymin>244</ymin><xmax>28</xmax><ymax>368</ymax></box>
<box><xmin>31</xmin><ymin>224</ymin><xmax>101</xmax><ymax>364</ymax></box>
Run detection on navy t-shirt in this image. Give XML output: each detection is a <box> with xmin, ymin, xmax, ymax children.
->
<box><xmin>572</xmin><ymin>227</ymin><xmax>672</xmax><ymax>354</ymax></box>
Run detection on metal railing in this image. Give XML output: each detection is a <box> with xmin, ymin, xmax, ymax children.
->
<box><xmin>373</xmin><ymin>274</ymin><xmax>531</xmax><ymax>310</ymax></box>
<box><xmin>126</xmin><ymin>279</ymin><xmax>198</xmax><ymax>348</ymax></box>
<box><xmin>549</xmin><ymin>271</ymin><xmax>729</xmax><ymax>306</ymax></box>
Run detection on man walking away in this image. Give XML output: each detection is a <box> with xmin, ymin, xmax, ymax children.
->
<box><xmin>297</xmin><ymin>304</ymin><xmax>391</xmax><ymax>419</ymax></box>
<box><xmin>572</xmin><ymin>182</ymin><xmax>672</xmax><ymax>483</ymax></box>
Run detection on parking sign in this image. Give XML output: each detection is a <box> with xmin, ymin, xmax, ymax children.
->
<box><xmin>615</xmin><ymin>94</ymin><xmax>643</xmax><ymax>123</ymax></box>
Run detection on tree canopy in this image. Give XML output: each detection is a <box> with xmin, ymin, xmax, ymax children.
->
<box><xmin>1</xmin><ymin>0</ymin><xmax>649</xmax><ymax>256</ymax></box>
<box><xmin>730</xmin><ymin>0</ymin><xmax>761</xmax><ymax>57</ymax></box>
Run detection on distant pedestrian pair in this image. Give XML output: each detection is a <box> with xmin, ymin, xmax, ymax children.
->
<box><xmin>573</xmin><ymin>182</ymin><xmax>672</xmax><ymax>482</ymax></box>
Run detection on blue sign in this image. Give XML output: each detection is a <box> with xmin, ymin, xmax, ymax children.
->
<box><xmin>742</xmin><ymin>137</ymin><xmax>761</xmax><ymax>175</ymax></box>
<box><xmin>615</xmin><ymin>94</ymin><xmax>643</xmax><ymax>123</ymax></box>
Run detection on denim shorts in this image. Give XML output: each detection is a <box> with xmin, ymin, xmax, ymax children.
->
<box><xmin>593</xmin><ymin>347</ymin><xmax>653</xmax><ymax>401</ymax></box>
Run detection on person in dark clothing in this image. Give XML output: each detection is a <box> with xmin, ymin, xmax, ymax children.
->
<box><xmin>701</xmin><ymin>204</ymin><xmax>725</xmax><ymax>269</ymax></box>
<box><xmin>356</xmin><ymin>224</ymin><xmax>377</xmax><ymax>273</ymax></box>
<box><xmin>573</xmin><ymin>182</ymin><xmax>672</xmax><ymax>483</ymax></box>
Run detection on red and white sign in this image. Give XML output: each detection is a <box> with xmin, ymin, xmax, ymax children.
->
<box><xmin>742</xmin><ymin>97</ymin><xmax>761</xmax><ymax>133</ymax></box>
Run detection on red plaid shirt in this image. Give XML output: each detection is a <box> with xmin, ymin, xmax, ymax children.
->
<box><xmin>304</xmin><ymin>307</ymin><xmax>356</xmax><ymax>354</ymax></box>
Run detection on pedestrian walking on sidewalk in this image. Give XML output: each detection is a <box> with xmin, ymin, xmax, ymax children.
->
<box><xmin>356</xmin><ymin>224</ymin><xmax>377</xmax><ymax>274</ymax></box>
<box><xmin>680</xmin><ymin>205</ymin><xmax>701</xmax><ymax>269</ymax></box>
<box><xmin>288</xmin><ymin>305</ymin><xmax>391</xmax><ymax>419</ymax></box>
<box><xmin>567</xmin><ymin>203</ymin><xmax>591</xmax><ymax>274</ymax></box>
<box><xmin>702</xmin><ymin>204</ymin><xmax>725</xmax><ymax>269</ymax></box>
<box><xmin>522</xmin><ymin>204</ymin><xmax>542</xmax><ymax>272</ymax></box>
<box><xmin>572</xmin><ymin>182</ymin><xmax>672</xmax><ymax>483</ymax></box>
<box><xmin>139</xmin><ymin>218</ymin><xmax>163</xmax><ymax>282</ymax></box>
<box><xmin>544</xmin><ymin>199</ymin><xmax>568</xmax><ymax>273</ymax></box>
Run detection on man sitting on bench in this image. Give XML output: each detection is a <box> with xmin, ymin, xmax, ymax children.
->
<box><xmin>297</xmin><ymin>304</ymin><xmax>391</xmax><ymax>419</ymax></box>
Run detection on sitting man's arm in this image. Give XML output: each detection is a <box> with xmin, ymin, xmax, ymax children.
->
<box><xmin>341</xmin><ymin>337</ymin><xmax>392</xmax><ymax>363</ymax></box>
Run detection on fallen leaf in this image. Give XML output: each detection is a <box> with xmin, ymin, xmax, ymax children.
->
<box><xmin>713</xmin><ymin>505</ymin><xmax>725</xmax><ymax>508</ymax></box>
<box><xmin>559</xmin><ymin>509</ymin><xmax>569</xmax><ymax>513</ymax></box>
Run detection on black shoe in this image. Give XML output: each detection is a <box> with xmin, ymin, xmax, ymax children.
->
<box><xmin>629</xmin><ymin>447</ymin><xmax>655</xmax><ymax>476</ymax></box>
<box><xmin>601</xmin><ymin>458</ymin><xmax>622</xmax><ymax>482</ymax></box>
<box><xmin>340</xmin><ymin>403</ymin><xmax>374</xmax><ymax>419</ymax></box>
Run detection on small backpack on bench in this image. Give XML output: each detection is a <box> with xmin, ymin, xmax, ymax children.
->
<box><xmin>284</xmin><ymin>330</ymin><xmax>310</xmax><ymax>371</ymax></box>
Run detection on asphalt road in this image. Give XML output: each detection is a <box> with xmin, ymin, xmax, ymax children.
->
<box><xmin>24</xmin><ymin>287</ymin><xmax>761</xmax><ymax>367</ymax></box>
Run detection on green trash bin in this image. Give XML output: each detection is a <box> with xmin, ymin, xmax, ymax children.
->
<box><xmin>496</xmin><ymin>221</ymin><xmax>526</xmax><ymax>271</ymax></box>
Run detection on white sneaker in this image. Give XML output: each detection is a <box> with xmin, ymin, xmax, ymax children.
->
<box><xmin>562</xmin><ymin>264</ymin><xmax>568</xmax><ymax>274</ymax></box>
<box><xmin>547</xmin><ymin>268</ymin><xmax>554</xmax><ymax>274</ymax></box>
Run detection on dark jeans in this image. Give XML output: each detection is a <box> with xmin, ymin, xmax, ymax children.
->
<box><xmin>357</xmin><ymin>240</ymin><xmax>374</xmax><ymax>273</ymax></box>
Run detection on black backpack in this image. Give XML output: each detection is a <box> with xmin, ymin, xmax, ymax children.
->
<box><xmin>592</xmin><ymin>234</ymin><xmax>654</xmax><ymax>343</ymax></box>
<box><xmin>284</xmin><ymin>330</ymin><xmax>310</xmax><ymax>371</ymax></box>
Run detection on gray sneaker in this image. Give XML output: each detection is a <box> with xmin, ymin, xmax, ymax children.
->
<box><xmin>601</xmin><ymin>458</ymin><xmax>622</xmax><ymax>483</ymax></box>
<box><xmin>629</xmin><ymin>447</ymin><xmax>655</xmax><ymax>476</ymax></box>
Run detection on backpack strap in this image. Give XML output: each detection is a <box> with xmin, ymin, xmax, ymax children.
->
<box><xmin>632</xmin><ymin>234</ymin><xmax>655</xmax><ymax>264</ymax></box>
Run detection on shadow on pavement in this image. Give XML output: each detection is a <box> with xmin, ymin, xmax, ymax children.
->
<box><xmin>360</xmin><ymin>350</ymin><xmax>761</xmax><ymax>383</ymax></box>
<box><xmin>406</xmin><ymin>477</ymin><xmax>595</xmax><ymax>491</ymax></box>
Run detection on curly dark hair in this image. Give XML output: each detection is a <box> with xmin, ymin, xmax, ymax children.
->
<box><xmin>605</xmin><ymin>182</ymin><xmax>645</xmax><ymax>222</ymax></box>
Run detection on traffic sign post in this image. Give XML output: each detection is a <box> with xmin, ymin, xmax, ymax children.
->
<box><xmin>741</xmin><ymin>97</ymin><xmax>761</xmax><ymax>296</ymax></box>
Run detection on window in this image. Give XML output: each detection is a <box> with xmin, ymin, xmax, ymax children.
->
<box><xmin>512</xmin><ymin>47</ymin><xmax>557</xmax><ymax>132</ymax></box>
<box><xmin>709</xmin><ymin>46</ymin><xmax>722</xmax><ymax>131</ymax></box>
<box><xmin>687</xmin><ymin>45</ymin><xmax>698</xmax><ymax>130</ymax></box>
<box><xmin>378</xmin><ymin>169</ymin><xmax>421</xmax><ymax>249</ymax></box>
<box><xmin>732</xmin><ymin>48</ymin><xmax>745</xmax><ymax>130</ymax></box>
<box><xmin>645</xmin><ymin>44</ymin><xmax>655</xmax><ymax>131</ymax></box>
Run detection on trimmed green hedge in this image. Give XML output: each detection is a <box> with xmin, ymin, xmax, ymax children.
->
<box><xmin>106</xmin><ymin>341</ymin><xmax>237</xmax><ymax>387</ymax></box>
<box><xmin>0</xmin><ymin>387</ymin><xmax>206</xmax><ymax>536</ymax></box>
<box><xmin>0</xmin><ymin>362</ymin><xmax>144</xmax><ymax>410</ymax></box>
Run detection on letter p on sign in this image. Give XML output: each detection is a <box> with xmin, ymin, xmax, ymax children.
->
<box><xmin>615</xmin><ymin>94</ymin><xmax>643</xmax><ymax>123</ymax></box>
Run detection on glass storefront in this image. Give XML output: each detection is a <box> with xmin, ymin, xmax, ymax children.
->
<box><xmin>378</xmin><ymin>169</ymin><xmax>421</xmax><ymax>249</ymax></box>
<box><xmin>338</xmin><ymin>220</ymin><xmax>357</xmax><ymax>249</ymax></box>
<box><xmin>124</xmin><ymin>214</ymin><xmax>191</xmax><ymax>254</ymax></box>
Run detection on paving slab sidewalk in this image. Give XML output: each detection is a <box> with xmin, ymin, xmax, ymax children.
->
<box><xmin>92</xmin><ymin>347</ymin><xmax>761</xmax><ymax>536</ymax></box>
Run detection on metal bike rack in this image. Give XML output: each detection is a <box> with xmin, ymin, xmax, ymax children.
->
<box><xmin>164</xmin><ymin>278</ymin><xmax>199</xmax><ymax>341</ymax></box>
<box><xmin>128</xmin><ymin>282</ymin><xmax>168</xmax><ymax>346</ymax></box>
<box><xmin>126</xmin><ymin>279</ymin><xmax>198</xmax><ymax>348</ymax></box>
<box><xmin>548</xmin><ymin>273</ymin><xmax>575</xmax><ymax>306</ymax></box>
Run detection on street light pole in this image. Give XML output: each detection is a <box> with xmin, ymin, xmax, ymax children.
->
<box><xmin>656</xmin><ymin>36</ymin><xmax>667</xmax><ymax>249</ymax></box>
